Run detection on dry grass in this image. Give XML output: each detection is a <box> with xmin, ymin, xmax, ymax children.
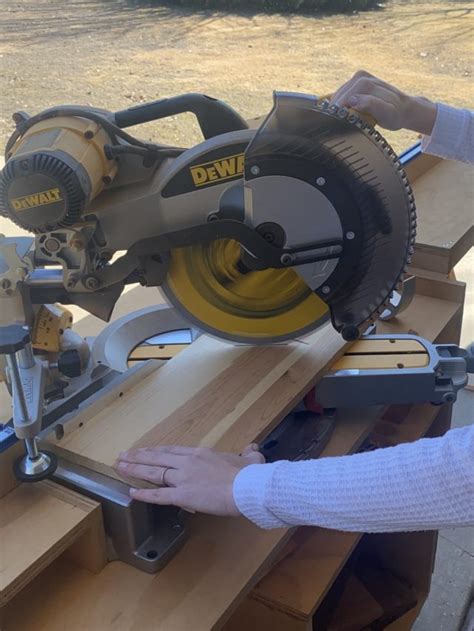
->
<box><xmin>0</xmin><ymin>0</ymin><xmax>473</xmax><ymax>152</ymax></box>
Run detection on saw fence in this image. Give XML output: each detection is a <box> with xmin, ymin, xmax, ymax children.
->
<box><xmin>0</xmin><ymin>151</ymin><xmax>473</xmax><ymax>630</ymax></box>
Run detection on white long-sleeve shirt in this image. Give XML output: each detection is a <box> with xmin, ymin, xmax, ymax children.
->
<box><xmin>421</xmin><ymin>102</ymin><xmax>474</xmax><ymax>164</ymax></box>
<box><xmin>233</xmin><ymin>103</ymin><xmax>474</xmax><ymax>532</ymax></box>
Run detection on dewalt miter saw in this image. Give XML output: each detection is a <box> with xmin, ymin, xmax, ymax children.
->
<box><xmin>1</xmin><ymin>91</ymin><xmax>471</xmax><ymax>572</ymax></box>
<box><xmin>1</xmin><ymin>92</ymin><xmax>415</xmax><ymax>343</ymax></box>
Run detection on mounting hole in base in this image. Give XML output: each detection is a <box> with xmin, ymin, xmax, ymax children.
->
<box><xmin>146</xmin><ymin>550</ymin><xmax>158</xmax><ymax>560</ymax></box>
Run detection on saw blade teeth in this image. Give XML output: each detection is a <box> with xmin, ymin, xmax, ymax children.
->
<box><xmin>313</xmin><ymin>97</ymin><xmax>417</xmax><ymax>335</ymax></box>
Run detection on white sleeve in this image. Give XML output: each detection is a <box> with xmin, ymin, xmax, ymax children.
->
<box><xmin>233</xmin><ymin>425</ymin><xmax>474</xmax><ymax>532</ymax></box>
<box><xmin>421</xmin><ymin>103</ymin><xmax>474</xmax><ymax>164</ymax></box>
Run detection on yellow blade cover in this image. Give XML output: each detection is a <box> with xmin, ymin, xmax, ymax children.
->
<box><xmin>161</xmin><ymin>239</ymin><xmax>329</xmax><ymax>344</ymax></box>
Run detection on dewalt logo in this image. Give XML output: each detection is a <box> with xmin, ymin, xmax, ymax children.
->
<box><xmin>11</xmin><ymin>188</ymin><xmax>63</xmax><ymax>211</ymax></box>
<box><xmin>190</xmin><ymin>153</ymin><xmax>245</xmax><ymax>187</ymax></box>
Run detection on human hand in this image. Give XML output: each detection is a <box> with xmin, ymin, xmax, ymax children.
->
<box><xmin>115</xmin><ymin>443</ymin><xmax>265</xmax><ymax>516</ymax></box>
<box><xmin>330</xmin><ymin>70</ymin><xmax>437</xmax><ymax>136</ymax></box>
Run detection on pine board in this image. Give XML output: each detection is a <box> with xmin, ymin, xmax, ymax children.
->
<box><xmin>44</xmin><ymin>324</ymin><xmax>349</xmax><ymax>484</ymax></box>
<box><xmin>411</xmin><ymin>159</ymin><xmax>474</xmax><ymax>274</ymax></box>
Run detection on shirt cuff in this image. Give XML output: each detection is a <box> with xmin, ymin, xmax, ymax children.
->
<box><xmin>421</xmin><ymin>102</ymin><xmax>469</xmax><ymax>159</ymax></box>
<box><xmin>233</xmin><ymin>463</ymin><xmax>288</xmax><ymax>529</ymax></box>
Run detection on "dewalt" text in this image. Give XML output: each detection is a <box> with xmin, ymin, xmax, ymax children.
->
<box><xmin>11</xmin><ymin>188</ymin><xmax>63</xmax><ymax>211</ymax></box>
<box><xmin>190</xmin><ymin>154</ymin><xmax>245</xmax><ymax>187</ymax></box>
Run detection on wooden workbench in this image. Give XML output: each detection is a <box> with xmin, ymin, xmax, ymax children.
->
<box><xmin>0</xmin><ymin>152</ymin><xmax>472</xmax><ymax>630</ymax></box>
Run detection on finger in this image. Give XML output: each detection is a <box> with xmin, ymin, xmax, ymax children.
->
<box><xmin>119</xmin><ymin>445</ymin><xmax>213</xmax><ymax>463</ymax></box>
<box><xmin>130</xmin><ymin>487</ymin><xmax>197</xmax><ymax>513</ymax></box>
<box><xmin>249</xmin><ymin>451</ymin><xmax>266</xmax><ymax>464</ymax></box>
<box><xmin>340</xmin><ymin>83</ymin><xmax>397</xmax><ymax>109</ymax></box>
<box><xmin>147</xmin><ymin>445</ymin><xmax>205</xmax><ymax>456</ymax></box>
<box><xmin>116</xmin><ymin>462</ymin><xmax>181</xmax><ymax>486</ymax></box>
<box><xmin>345</xmin><ymin>94</ymin><xmax>396</xmax><ymax>124</ymax></box>
<box><xmin>332</xmin><ymin>76</ymin><xmax>383</xmax><ymax>109</ymax></box>
<box><xmin>240</xmin><ymin>443</ymin><xmax>259</xmax><ymax>457</ymax></box>
<box><xmin>130</xmin><ymin>486</ymin><xmax>180</xmax><ymax>505</ymax></box>
<box><xmin>329</xmin><ymin>70</ymin><xmax>373</xmax><ymax>105</ymax></box>
<box><xmin>330</xmin><ymin>81</ymin><xmax>354</xmax><ymax>105</ymax></box>
<box><xmin>117</xmin><ymin>448</ymin><xmax>184</xmax><ymax>468</ymax></box>
<box><xmin>240</xmin><ymin>443</ymin><xmax>266</xmax><ymax>464</ymax></box>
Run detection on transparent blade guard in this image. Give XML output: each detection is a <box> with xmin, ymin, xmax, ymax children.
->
<box><xmin>244</xmin><ymin>92</ymin><xmax>416</xmax><ymax>339</ymax></box>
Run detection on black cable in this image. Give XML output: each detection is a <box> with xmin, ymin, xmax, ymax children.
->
<box><xmin>103</xmin><ymin>144</ymin><xmax>185</xmax><ymax>161</ymax></box>
<box><xmin>5</xmin><ymin>106</ymin><xmax>181</xmax><ymax>158</ymax></box>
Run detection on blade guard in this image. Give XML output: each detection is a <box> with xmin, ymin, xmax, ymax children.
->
<box><xmin>244</xmin><ymin>92</ymin><xmax>416</xmax><ymax>340</ymax></box>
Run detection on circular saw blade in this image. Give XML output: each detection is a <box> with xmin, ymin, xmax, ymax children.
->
<box><xmin>161</xmin><ymin>239</ymin><xmax>329</xmax><ymax>344</ymax></box>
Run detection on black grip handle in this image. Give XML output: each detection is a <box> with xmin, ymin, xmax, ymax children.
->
<box><xmin>114</xmin><ymin>93</ymin><xmax>249</xmax><ymax>139</ymax></box>
<box><xmin>0</xmin><ymin>325</ymin><xmax>29</xmax><ymax>354</ymax></box>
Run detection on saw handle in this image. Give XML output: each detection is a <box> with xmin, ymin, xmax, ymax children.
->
<box><xmin>319</xmin><ymin>93</ymin><xmax>377</xmax><ymax>127</ymax></box>
<box><xmin>114</xmin><ymin>93</ymin><xmax>249</xmax><ymax>139</ymax></box>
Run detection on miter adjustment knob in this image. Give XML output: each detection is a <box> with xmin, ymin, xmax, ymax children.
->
<box><xmin>57</xmin><ymin>349</ymin><xmax>82</xmax><ymax>378</ymax></box>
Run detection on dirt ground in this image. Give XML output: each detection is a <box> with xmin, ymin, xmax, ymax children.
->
<box><xmin>0</xmin><ymin>0</ymin><xmax>473</xmax><ymax>153</ymax></box>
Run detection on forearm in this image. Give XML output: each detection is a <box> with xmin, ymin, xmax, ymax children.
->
<box><xmin>404</xmin><ymin>95</ymin><xmax>438</xmax><ymax>136</ymax></box>
<box><xmin>233</xmin><ymin>425</ymin><xmax>474</xmax><ymax>532</ymax></box>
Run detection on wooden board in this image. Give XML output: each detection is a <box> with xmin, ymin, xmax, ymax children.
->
<box><xmin>251</xmin><ymin>528</ymin><xmax>360</xmax><ymax>620</ymax></box>
<box><xmin>0</xmin><ymin>481</ymin><xmax>106</xmax><ymax>607</ymax></box>
<box><xmin>410</xmin><ymin>159</ymin><xmax>474</xmax><ymax>274</ymax></box>
<box><xmin>325</xmin><ymin>575</ymin><xmax>385</xmax><ymax>630</ymax></box>
<box><xmin>403</xmin><ymin>151</ymin><xmax>442</xmax><ymax>183</ymax></box>
<box><xmin>43</xmin><ymin>270</ymin><xmax>464</xmax><ymax>483</ymax></box>
<box><xmin>377</xmin><ymin>292</ymin><xmax>462</xmax><ymax>342</ymax></box>
<box><xmin>44</xmin><ymin>324</ymin><xmax>349</xmax><ymax>484</ymax></box>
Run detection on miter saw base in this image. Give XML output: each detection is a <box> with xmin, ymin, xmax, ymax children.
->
<box><xmin>52</xmin><ymin>459</ymin><xmax>187</xmax><ymax>574</ymax></box>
